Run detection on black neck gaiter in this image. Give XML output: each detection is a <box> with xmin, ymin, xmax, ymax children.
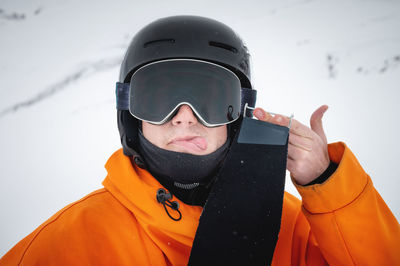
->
<box><xmin>137</xmin><ymin>131</ymin><xmax>229</xmax><ymax>204</ymax></box>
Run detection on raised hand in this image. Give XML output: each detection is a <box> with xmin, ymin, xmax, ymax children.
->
<box><xmin>253</xmin><ymin>105</ymin><xmax>330</xmax><ymax>185</ymax></box>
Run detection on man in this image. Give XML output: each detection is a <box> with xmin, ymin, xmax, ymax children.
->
<box><xmin>1</xmin><ymin>15</ymin><xmax>399</xmax><ymax>265</ymax></box>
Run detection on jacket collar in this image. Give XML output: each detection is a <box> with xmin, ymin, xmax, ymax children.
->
<box><xmin>102</xmin><ymin>149</ymin><xmax>202</xmax><ymax>262</ymax></box>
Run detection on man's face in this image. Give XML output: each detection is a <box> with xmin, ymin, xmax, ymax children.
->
<box><xmin>142</xmin><ymin>105</ymin><xmax>227</xmax><ymax>155</ymax></box>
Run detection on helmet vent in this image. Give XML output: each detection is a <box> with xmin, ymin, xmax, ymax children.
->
<box><xmin>209</xmin><ymin>41</ymin><xmax>238</xmax><ymax>53</ymax></box>
<box><xmin>144</xmin><ymin>39</ymin><xmax>175</xmax><ymax>48</ymax></box>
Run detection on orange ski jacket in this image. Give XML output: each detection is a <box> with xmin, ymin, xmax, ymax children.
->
<box><xmin>1</xmin><ymin>142</ymin><xmax>399</xmax><ymax>265</ymax></box>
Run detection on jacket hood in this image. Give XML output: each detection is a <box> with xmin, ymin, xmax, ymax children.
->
<box><xmin>102</xmin><ymin>149</ymin><xmax>202</xmax><ymax>263</ymax></box>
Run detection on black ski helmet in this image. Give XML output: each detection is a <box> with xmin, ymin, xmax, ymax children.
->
<box><xmin>117</xmin><ymin>15</ymin><xmax>256</xmax><ymax>156</ymax></box>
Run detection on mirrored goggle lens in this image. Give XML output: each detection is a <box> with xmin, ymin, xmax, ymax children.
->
<box><xmin>129</xmin><ymin>59</ymin><xmax>241</xmax><ymax>127</ymax></box>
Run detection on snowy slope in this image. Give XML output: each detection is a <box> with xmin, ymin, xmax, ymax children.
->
<box><xmin>1</xmin><ymin>0</ymin><xmax>399</xmax><ymax>257</ymax></box>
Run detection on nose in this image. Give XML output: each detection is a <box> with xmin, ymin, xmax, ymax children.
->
<box><xmin>171</xmin><ymin>105</ymin><xmax>198</xmax><ymax>126</ymax></box>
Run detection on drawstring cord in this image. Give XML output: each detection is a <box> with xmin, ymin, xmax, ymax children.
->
<box><xmin>156</xmin><ymin>188</ymin><xmax>182</xmax><ymax>221</ymax></box>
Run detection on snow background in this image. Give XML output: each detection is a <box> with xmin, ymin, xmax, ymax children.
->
<box><xmin>1</xmin><ymin>0</ymin><xmax>399</xmax><ymax>257</ymax></box>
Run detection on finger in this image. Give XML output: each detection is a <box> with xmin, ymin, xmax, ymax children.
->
<box><xmin>310</xmin><ymin>105</ymin><xmax>328</xmax><ymax>141</ymax></box>
<box><xmin>289</xmin><ymin>133</ymin><xmax>312</xmax><ymax>151</ymax></box>
<box><xmin>271</xmin><ymin>114</ymin><xmax>291</xmax><ymax>127</ymax></box>
<box><xmin>287</xmin><ymin>141</ymin><xmax>310</xmax><ymax>161</ymax></box>
<box><xmin>253</xmin><ymin>107</ymin><xmax>274</xmax><ymax>122</ymax></box>
<box><xmin>253</xmin><ymin>108</ymin><xmax>288</xmax><ymax>127</ymax></box>
<box><xmin>289</xmin><ymin>119</ymin><xmax>314</xmax><ymax>139</ymax></box>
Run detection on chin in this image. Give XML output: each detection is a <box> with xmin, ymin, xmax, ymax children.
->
<box><xmin>177</xmin><ymin>149</ymin><xmax>207</xmax><ymax>156</ymax></box>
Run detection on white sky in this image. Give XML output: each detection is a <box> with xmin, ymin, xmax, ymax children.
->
<box><xmin>1</xmin><ymin>0</ymin><xmax>399</xmax><ymax>257</ymax></box>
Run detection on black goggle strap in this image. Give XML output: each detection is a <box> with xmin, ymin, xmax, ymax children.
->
<box><xmin>240</xmin><ymin>87</ymin><xmax>257</xmax><ymax>117</ymax></box>
<box><xmin>115</xmin><ymin>82</ymin><xmax>257</xmax><ymax>114</ymax></box>
<box><xmin>116</xmin><ymin>82</ymin><xmax>130</xmax><ymax>110</ymax></box>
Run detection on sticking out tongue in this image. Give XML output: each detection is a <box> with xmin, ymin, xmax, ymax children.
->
<box><xmin>190</xmin><ymin>137</ymin><xmax>208</xmax><ymax>150</ymax></box>
<box><xmin>172</xmin><ymin>137</ymin><xmax>208</xmax><ymax>152</ymax></box>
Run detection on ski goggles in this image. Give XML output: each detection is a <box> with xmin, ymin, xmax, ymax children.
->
<box><xmin>116</xmin><ymin>59</ymin><xmax>255</xmax><ymax>127</ymax></box>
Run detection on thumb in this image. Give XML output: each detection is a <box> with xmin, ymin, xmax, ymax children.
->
<box><xmin>310</xmin><ymin>105</ymin><xmax>328</xmax><ymax>142</ymax></box>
